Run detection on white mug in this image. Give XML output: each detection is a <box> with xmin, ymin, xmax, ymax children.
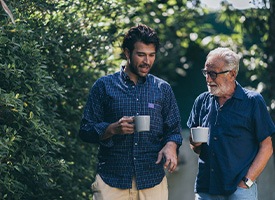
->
<box><xmin>191</xmin><ymin>127</ymin><xmax>209</xmax><ymax>143</ymax></box>
<box><xmin>134</xmin><ymin>115</ymin><xmax>150</xmax><ymax>132</ymax></box>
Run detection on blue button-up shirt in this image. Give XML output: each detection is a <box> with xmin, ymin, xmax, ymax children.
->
<box><xmin>79</xmin><ymin>67</ymin><xmax>182</xmax><ymax>190</ymax></box>
<box><xmin>187</xmin><ymin>82</ymin><xmax>275</xmax><ymax>195</ymax></box>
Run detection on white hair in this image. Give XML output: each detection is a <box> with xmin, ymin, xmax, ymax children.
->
<box><xmin>207</xmin><ymin>47</ymin><xmax>240</xmax><ymax>75</ymax></box>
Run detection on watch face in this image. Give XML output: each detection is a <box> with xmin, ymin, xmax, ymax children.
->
<box><xmin>243</xmin><ymin>177</ymin><xmax>254</xmax><ymax>188</ymax></box>
<box><xmin>246</xmin><ymin>179</ymin><xmax>254</xmax><ymax>187</ymax></box>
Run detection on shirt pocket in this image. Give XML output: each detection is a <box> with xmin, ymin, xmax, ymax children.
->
<box><xmin>222</xmin><ymin>131</ymin><xmax>242</xmax><ymax>138</ymax></box>
<box><xmin>221</xmin><ymin>112</ymin><xmax>251</xmax><ymax>138</ymax></box>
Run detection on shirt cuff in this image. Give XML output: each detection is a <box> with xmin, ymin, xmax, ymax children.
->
<box><xmin>95</xmin><ymin>122</ymin><xmax>114</xmax><ymax>148</ymax></box>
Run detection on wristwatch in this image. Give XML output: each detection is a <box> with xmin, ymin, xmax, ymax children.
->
<box><xmin>242</xmin><ymin>177</ymin><xmax>254</xmax><ymax>188</ymax></box>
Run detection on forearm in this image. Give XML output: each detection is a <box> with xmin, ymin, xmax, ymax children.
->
<box><xmin>100</xmin><ymin>116</ymin><xmax>135</xmax><ymax>140</ymax></box>
<box><xmin>190</xmin><ymin>143</ymin><xmax>201</xmax><ymax>154</ymax></box>
<box><xmin>79</xmin><ymin>117</ymin><xmax>111</xmax><ymax>142</ymax></box>
<box><xmin>245</xmin><ymin>136</ymin><xmax>273</xmax><ymax>181</ymax></box>
<box><xmin>100</xmin><ymin>122</ymin><xmax>117</xmax><ymax>140</ymax></box>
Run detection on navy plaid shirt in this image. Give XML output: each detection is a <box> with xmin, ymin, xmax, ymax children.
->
<box><xmin>79</xmin><ymin>67</ymin><xmax>182</xmax><ymax>190</ymax></box>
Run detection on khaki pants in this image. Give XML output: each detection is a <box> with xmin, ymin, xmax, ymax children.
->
<box><xmin>91</xmin><ymin>174</ymin><xmax>168</xmax><ymax>200</ymax></box>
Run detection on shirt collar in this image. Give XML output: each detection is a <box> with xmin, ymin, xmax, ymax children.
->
<box><xmin>211</xmin><ymin>81</ymin><xmax>245</xmax><ymax>101</ymax></box>
<box><xmin>120</xmin><ymin>66</ymin><xmax>147</xmax><ymax>84</ymax></box>
<box><xmin>120</xmin><ymin>66</ymin><xmax>130</xmax><ymax>81</ymax></box>
<box><xmin>232</xmin><ymin>81</ymin><xmax>245</xmax><ymax>100</ymax></box>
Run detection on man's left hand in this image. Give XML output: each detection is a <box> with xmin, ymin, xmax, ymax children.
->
<box><xmin>156</xmin><ymin>141</ymin><xmax>178</xmax><ymax>173</ymax></box>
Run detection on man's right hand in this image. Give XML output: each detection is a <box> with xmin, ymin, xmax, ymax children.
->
<box><xmin>189</xmin><ymin>135</ymin><xmax>202</xmax><ymax>154</ymax></box>
<box><xmin>101</xmin><ymin>116</ymin><xmax>134</xmax><ymax>140</ymax></box>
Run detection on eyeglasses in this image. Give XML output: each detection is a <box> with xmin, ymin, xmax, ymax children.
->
<box><xmin>201</xmin><ymin>69</ymin><xmax>231</xmax><ymax>80</ymax></box>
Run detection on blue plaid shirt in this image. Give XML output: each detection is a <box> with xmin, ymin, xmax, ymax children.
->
<box><xmin>79</xmin><ymin>67</ymin><xmax>182</xmax><ymax>190</ymax></box>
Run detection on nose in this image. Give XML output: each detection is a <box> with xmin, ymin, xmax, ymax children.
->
<box><xmin>143</xmin><ymin>56</ymin><xmax>150</xmax><ymax>65</ymax></box>
<box><xmin>205</xmin><ymin>74</ymin><xmax>213</xmax><ymax>82</ymax></box>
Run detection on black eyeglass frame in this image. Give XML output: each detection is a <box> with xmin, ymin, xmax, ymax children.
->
<box><xmin>201</xmin><ymin>69</ymin><xmax>231</xmax><ymax>80</ymax></box>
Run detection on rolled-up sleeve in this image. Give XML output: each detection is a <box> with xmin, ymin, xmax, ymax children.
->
<box><xmin>79</xmin><ymin>79</ymin><xmax>114</xmax><ymax>147</ymax></box>
<box><xmin>162</xmin><ymin>84</ymin><xmax>182</xmax><ymax>147</ymax></box>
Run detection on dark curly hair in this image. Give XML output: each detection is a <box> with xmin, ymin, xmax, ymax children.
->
<box><xmin>122</xmin><ymin>24</ymin><xmax>160</xmax><ymax>55</ymax></box>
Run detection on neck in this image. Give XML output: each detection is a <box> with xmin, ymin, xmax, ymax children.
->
<box><xmin>124</xmin><ymin>65</ymin><xmax>138</xmax><ymax>84</ymax></box>
<box><xmin>218</xmin><ymin>84</ymin><xmax>236</xmax><ymax>106</ymax></box>
<box><xmin>218</xmin><ymin>96</ymin><xmax>230</xmax><ymax>106</ymax></box>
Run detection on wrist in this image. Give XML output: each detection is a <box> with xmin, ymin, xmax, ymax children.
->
<box><xmin>101</xmin><ymin>123</ymin><xmax>116</xmax><ymax>140</ymax></box>
<box><xmin>190</xmin><ymin>140</ymin><xmax>202</xmax><ymax>147</ymax></box>
<box><xmin>166</xmin><ymin>141</ymin><xmax>177</xmax><ymax>148</ymax></box>
<box><xmin>189</xmin><ymin>135</ymin><xmax>202</xmax><ymax>147</ymax></box>
<box><xmin>242</xmin><ymin>177</ymin><xmax>254</xmax><ymax>188</ymax></box>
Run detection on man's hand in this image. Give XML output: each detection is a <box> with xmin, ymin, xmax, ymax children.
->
<box><xmin>101</xmin><ymin>116</ymin><xmax>134</xmax><ymax>140</ymax></box>
<box><xmin>115</xmin><ymin>116</ymin><xmax>135</xmax><ymax>135</ymax></box>
<box><xmin>156</xmin><ymin>141</ymin><xmax>178</xmax><ymax>173</ymax></box>
<box><xmin>238</xmin><ymin>179</ymin><xmax>249</xmax><ymax>189</ymax></box>
<box><xmin>189</xmin><ymin>135</ymin><xmax>202</xmax><ymax>154</ymax></box>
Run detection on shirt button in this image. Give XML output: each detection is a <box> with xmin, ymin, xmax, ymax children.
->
<box><xmin>134</xmin><ymin>157</ymin><xmax>136</xmax><ymax>160</ymax></box>
<box><xmin>135</xmin><ymin>143</ymin><xmax>137</xmax><ymax>146</ymax></box>
<box><xmin>214</xmin><ymin>137</ymin><xmax>218</xmax><ymax>140</ymax></box>
<box><xmin>211</xmin><ymin>168</ymin><xmax>214</xmax><ymax>172</ymax></box>
<box><xmin>136</xmin><ymin>98</ymin><xmax>139</xmax><ymax>101</ymax></box>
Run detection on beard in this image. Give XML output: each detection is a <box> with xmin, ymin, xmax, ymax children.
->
<box><xmin>208</xmin><ymin>83</ymin><xmax>231</xmax><ymax>97</ymax></box>
<box><xmin>128</xmin><ymin>58</ymin><xmax>151</xmax><ymax>78</ymax></box>
<box><xmin>208</xmin><ymin>86</ymin><xmax>220</xmax><ymax>96</ymax></box>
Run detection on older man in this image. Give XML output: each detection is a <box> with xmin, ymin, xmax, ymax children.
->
<box><xmin>187</xmin><ymin>47</ymin><xmax>275</xmax><ymax>200</ymax></box>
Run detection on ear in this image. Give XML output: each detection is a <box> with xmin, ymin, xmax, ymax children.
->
<box><xmin>124</xmin><ymin>48</ymin><xmax>130</xmax><ymax>59</ymax></box>
<box><xmin>231</xmin><ymin>70</ymin><xmax>237</xmax><ymax>79</ymax></box>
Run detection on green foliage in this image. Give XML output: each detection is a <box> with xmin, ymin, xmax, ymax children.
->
<box><xmin>216</xmin><ymin>2</ymin><xmax>271</xmax><ymax>100</ymax></box>
<box><xmin>0</xmin><ymin>0</ymin><xmax>130</xmax><ymax>199</ymax></box>
<box><xmin>1</xmin><ymin>0</ymin><xmax>274</xmax><ymax>199</ymax></box>
<box><xmin>0</xmin><ymin>23</ymin><xmax>69</xmax><ymax>199</ymax></box>
<box><xmin>0</xmin><ymin>0</ymin><xmax>223</xmax><ymax>197</ymax></box>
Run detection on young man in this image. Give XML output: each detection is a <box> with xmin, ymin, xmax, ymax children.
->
<box><xmin>187</xmin><ymin>47</ymin><xmax>275</xmax><ymax>200</ymax></box>
<box><xmin>79</xmin><ymin>24</ymin><xmax>182</xmax><ymax>200</ymax></box>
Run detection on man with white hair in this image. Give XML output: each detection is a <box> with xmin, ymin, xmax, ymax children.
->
<box><xmin>187</xmin><ymin>47</ymin><xmax>275</xmax><ymax>200</ymax></box>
